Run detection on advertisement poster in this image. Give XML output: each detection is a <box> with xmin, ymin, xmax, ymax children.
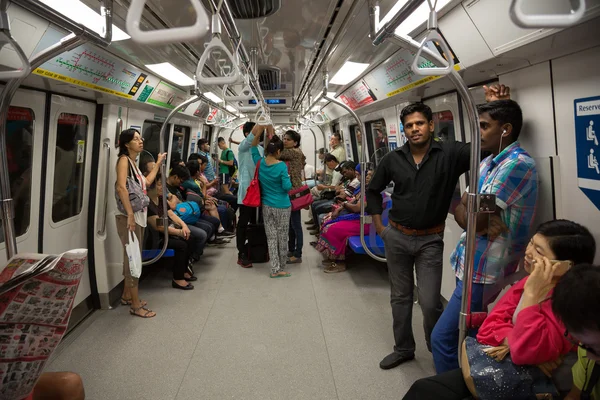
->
<box><xmin>339</xmin><ymin>80</ymin><xmax>375</xmax><ymax>110</ymax></box>
<box><xmin>145</xmin><ymin>81</ymin><xmax>188</xmax><ymax>110</ymax></box>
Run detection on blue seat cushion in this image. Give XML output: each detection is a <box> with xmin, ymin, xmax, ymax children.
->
<box><xmin>348</xmin><ymin>235</ymin><xmax>385</xmax><ymax>255</ymax></box>
<box><xmin>141</xmin><ymin>249</ymin><xmax>175</xmax><ymax>260</ymax></box>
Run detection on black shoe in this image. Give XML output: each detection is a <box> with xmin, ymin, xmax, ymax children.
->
<box><xmin>379</xmin><ymin>352</ymin><xmax>415</xmax><ymax>370</ymax></box>
<box><xmin>217</xmin><ymin>230</ymin><xmax>236</xmax><ymax>238</ymax></box>
<box><xmin>184</xmin><ymin>275</ymin><xmax>198</xmax><ymax>282</ymax></box>
<box><xmin>172</xmin><ymin>281</ymin><xmax>194</xmax><ymax>290</ymax></box>
<box><xmin>207</xmin><ymin>238</ymin><xmax>229</xmax><ymax>246</ymax></box>
<box><xmin>237</xmin><ymin>255</ymin><xmax>253</xmax><ymax>268</ymax></box>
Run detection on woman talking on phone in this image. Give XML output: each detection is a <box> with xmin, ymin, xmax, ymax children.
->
<box><xmin>115</xmin><ymin>129</ymin><xmax>166</xmax><ymax>318</ymax></box>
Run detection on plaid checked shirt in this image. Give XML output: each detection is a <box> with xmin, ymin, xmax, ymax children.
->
<box><xmin>451</xmin><ymin>141</ymin><xmax>539</xmax><ymax>284</ymax></box>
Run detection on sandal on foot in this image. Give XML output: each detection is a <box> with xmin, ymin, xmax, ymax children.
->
<box><xmin>129</xmin><ymin>306</ymin><xmax>156</xmax><ymax>318</ymax></box>
<box><xmin>270</xmin><ymin>271</ymin><xmax>291</xmax><ymax>278</ymax></box>
<box><xmin>324</xmin><ymin>262</ymin><xmax>346</xmax><ymax>273</ymax></box>
<box><xmin>121</xmin><ymin>297</ymin><xmax>147</xmax><ymax>307</ymax></box>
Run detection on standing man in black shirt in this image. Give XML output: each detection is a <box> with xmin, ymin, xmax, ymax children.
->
<box><xmin>366</xmin><ymin>103</ymin><xmax>470</xmax><ymax>370</ymax></box>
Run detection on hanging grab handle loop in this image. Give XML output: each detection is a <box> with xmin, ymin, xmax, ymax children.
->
<box><xmin>126</xmin><ymin>0</ymin><xmax>209</xmax><ymax>44</ymax></box>
<box><xmin>509</xmin><ymin>0</ymin><xmax>585</xmax><ymax>28</ymax></box>
<box><xmin>411</xmin><ymin>0</ymin><xmax>454</xmax><ymax>77</ymax></box>
<box><xmin>223</xmin><ymin>83</ymin><xmax>255</xmax><ymax>101</ymax></box>
<box><xmin>196</xmin><ymin>36</ymin><xmax>241</xmax><ymax>85</ymax></box>
<box><xmin>0</xmin><ymin>5</ymin><xmax>31</xmax><ymax>80</ymax></box>
<box><xmin>255</xmin><ymin>107</ymin><xmax>271</xmax><ymax>125</ymax></box>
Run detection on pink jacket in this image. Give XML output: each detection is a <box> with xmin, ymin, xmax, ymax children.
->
<box><xmin>476</xmin><ymin>276</ymin><xmax>575</xmax><ymax>365</ymax></box>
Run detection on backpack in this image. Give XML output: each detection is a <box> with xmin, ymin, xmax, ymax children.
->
<box><xmin>225</xmin><ymin>149</ymin><xmax>237</xmax><ymax>176</ymax></box>
<box><xmin>174</xmin><ymin>201</ymin><xmax>201</xmax><ymax>224</ymax></box>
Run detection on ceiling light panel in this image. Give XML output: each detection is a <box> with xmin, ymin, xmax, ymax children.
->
<box><xmin>40</xmin><ymin>0</ymin><xmax>130</xmax><ymax>41</ymax></box>
<box><xmin>330</xmin><ymin>61</ymin><xmax>370</xmax><ymax>85</ymax></box>
<box><xmin>379</xmin><ymin>0</ymin><xmax>453</xmax><ymax>37</ymax></box>
<box><xmin>145</xmin><ymin>63</ymin><xmax>195</xmax><ymax>86</ymax></box>
<box><xmin>203</xmin><ymin>92</ymin><xmax>223</xmax><ymax>103</ymax></box>
<box><xmin>225</xmin><ymin>105</ymin><xmax>237</xmax><ymax>112</ymax></box>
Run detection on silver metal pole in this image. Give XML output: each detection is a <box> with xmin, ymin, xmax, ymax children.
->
<box><xmin>371</xmin><ymin>0</ymin><xmax>425</xmax><ymax>45</ymax></box>
<box><xmin>143</xmin><ymin>95</ymin><xmax>201</xmax><ymax>265</ymax></box>
<box><xmin>388</xmin><ymin>33</ymin><xmax>481</xmax><ymax>363</ymax></box>
<box><xmin>324</xmin><ymin>94</ymin><xmax>386</xmax><ymax>263</ymax></box>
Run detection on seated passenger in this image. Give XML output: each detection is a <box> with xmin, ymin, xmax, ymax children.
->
<box><xmin>402</xmin><ymin>219</ymin><xmax>596</xmax><ymax>400</ymax></box>
<box><xmin>553</xmin><ymin>264</ymin><xmax>600</xmax><ymax>400</ymax></box>
<box><xmin>306</xmin><ymin>155</ymin><xmax>342</xmax><ymax>228</ymax></box>
<box><xmin>315</xmin><ymin>164</ymin><xmax>370</xmax><ymax>273</ymax></box>
<box><xmin>147</xmin><ymin>172</ymin><xmax>196</xmax><ymax>290</ymax></box>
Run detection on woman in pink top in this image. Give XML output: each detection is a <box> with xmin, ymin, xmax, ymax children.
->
<box><xmin>403</xmin><ymin>219</ymin><xmax>596</xmax><ymax>400</ymax></box>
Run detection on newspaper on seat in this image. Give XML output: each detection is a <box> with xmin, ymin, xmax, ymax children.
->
<box><xmin>0</xmin><ymin>249</ymin><xmax>88</xmax><ymax>400</ymax></box>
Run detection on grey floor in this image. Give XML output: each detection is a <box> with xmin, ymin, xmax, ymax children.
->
<box><xmin>47</xmin><ymin>212</ymin><xmax>435</xmax><ymax>400</ymax></box>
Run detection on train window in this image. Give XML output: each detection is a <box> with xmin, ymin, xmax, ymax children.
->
<box><xmin>141</xmin><ymin>120</ymin><xmax>172</xmax><ymax>161</ymax></box>
<box><xmin>173</xmin><ymin>125</ymin><xmax>191</xmax><ymax>161</ymax></box>
<box><xmin>432</xmin><ymin>110</ymin><xmax>462</xmax><ymax>214</ymax></box>
<box><xmin>432</xmin><ymin>110</ymin><xmax>456</xmax><ymax>141</ymax></box>
<box><xmin>366</xmin><ymin>120</ymin><xmax>389</xmax><ymax>166</ymax></box>
<box><xmin>0</xmin><ymin>107</ymin><xmax>35</xmax><ymax>242</ymax></box>
<box><xmin>52</xmin><ymin>113</ymin><xmax>88</xmax><ymax>223</ymax></box>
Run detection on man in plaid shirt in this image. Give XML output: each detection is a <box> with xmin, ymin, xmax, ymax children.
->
<box><xmin>431</xmin><ymin>87</ymin><xmax>539</xmax><ymax>373</ymax></box>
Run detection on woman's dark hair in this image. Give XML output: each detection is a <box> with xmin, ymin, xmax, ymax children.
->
<box><xmin>266</xmin><ymin>135</ymin><xmax>284</xmax><ymax>155</ymax></box>
<box><xmin>285</xmin><ymin>130</ymin><xmax>301</xmax><ymax>148</ymax></box>
<box><xmin>118</xmin><ymin>129</ymin><xmax>139</xmax><ymax>157</ymax></box>
<box><xmin>186</xmin><ymin>160</ymin><xmax>200</xmax><ymax>177</ymax></box>
<box><xmin>188</xmin><ymin>153</ymin><xmax>200</xmax><ymax>162</ymax></box>
<box><xmin>400</xmin><ymin>103</ymin><xmax>433</xmax><ymax>125</ymax></box>
<box><xmin>535</xmin><ymin>219</ymin><xmax>596</xmax><ymax>265</ymax></box>
<box><xmin>170</xmin><ymin>158</ymin><xmax>183</xmax><ymax>170</ymax></box>
<box><xmin>552</xmin><ymin>264</ymin><xmax>600</xmax><ymax>333</ymax></box>
<box><xmin>197</xmin><ymin>154</ymin><xmax>208</xmax><ymax>165</ymax></box>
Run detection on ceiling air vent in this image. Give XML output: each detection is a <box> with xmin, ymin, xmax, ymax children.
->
<box><xmin>258</xmin><ymin>66</ymin><xmax>281</xmax><ymax>91</ymax></box>
<box><xmin>229</xmin><ymin>0</ymin><xmax>281</xmax><ymax>19</ymax></box>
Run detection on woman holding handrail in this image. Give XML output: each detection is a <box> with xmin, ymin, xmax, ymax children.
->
<box><xmin>115</xmin><ymin>128</ymin><xmax>165</xmax><ymax>318</ymax></box>
<box><xmin>250</xmin><ymin>124</ymin><xmax>293</xmax><ymax>278</ymax></box>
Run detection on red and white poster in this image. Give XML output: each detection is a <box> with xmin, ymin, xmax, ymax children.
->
<box><xmin>339</xmin><ymin>80</ymin><xmax>375</xmax><ymax>110</ymax></box>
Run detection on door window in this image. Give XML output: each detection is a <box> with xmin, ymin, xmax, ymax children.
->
<box><xmin>0</xmin><ymin>107</ymin><xmax>35</xmax><ymax>242</ymax></box>
<box><xmin>52</xmin><ymin>113</ymin><xmax>88</xmax><ymax>222</ymax></box>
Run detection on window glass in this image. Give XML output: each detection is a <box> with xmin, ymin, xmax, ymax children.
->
<box><xmin>141</xmin><ymin>120</ymin><xmax>172</xmax><ymax>161</ymax></box>
<box><xmin>432</xmin><ymin>110</ymin><xmax>462</xmax><ymax>214</ymax></box>
<box><xmin>52</xmin><ymin>113</ymin><xmax>88</xmax><ymax>222</ymax></box>
<box><xmin>369</xmin><ymin>120</ymin><xmax>389</xmax><ymax>166</ymax></box>
<box><xmin>173</xmin><ymin>125</ymin><xmax>191</xmax><ymax>162</ymax></box>
<box><xmin>0</xmin><ymin>107</ymin><xmax>35</xmax><ymax>242</ymax></box>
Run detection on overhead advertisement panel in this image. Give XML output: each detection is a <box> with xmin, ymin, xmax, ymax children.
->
<box><xmin>145</xmin><ymin>81</ymin><xmax>188</xmax><ymax>110</ymax></box>
<box><xmin>339</xmin><ymin>80</ymin><xmax>377</xmax><ymax>110</ymax></box>
<box><xmin>363</xmin><ymin>41</ymin><xmax>460</xmax><ymax>100</ymax></box>
<box><xmin>31</xmin><ymin>26</ymin><xmax>160</xmax><ymax>102</ymax></box>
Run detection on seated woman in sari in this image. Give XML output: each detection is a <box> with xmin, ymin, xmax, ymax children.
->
<box><xmin>402</xmin><ymin>219</ymin><xmax>596</xmax><ymax>400</ymax></box>
<box><xmin>316</xmin><ymin>165</ymin><xmax>371</xmax><ymax>274</ymax></box>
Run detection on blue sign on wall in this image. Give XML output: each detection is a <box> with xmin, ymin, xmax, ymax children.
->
<box><xmin>575</xmin><ymin>95</ymin><xmax>600</xmax><ymax>210</ymax></box>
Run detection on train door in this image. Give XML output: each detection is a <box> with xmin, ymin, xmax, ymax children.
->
<box><xmin>172</xmin><ymin>124</ymin><xmax>191</xmax><ymax>162</ymax></box>
<box><xmin>423</xmin><ymin>93</ymin><xmax>465</xmax><ymax>301</ymax></box>
<box><xmin>42</xmin><ymin>95</ymin><xmax>96</xmax><ymax>307</ymax></box>
<box><xmin>348</xmin><ymin>124</ymin><xmax>363</xmax><ymax>162</ymax></box>
<box><xmin>0</xmin><ymin>89</ymin><xmax>46</xmax><ymax>266</ymax></box>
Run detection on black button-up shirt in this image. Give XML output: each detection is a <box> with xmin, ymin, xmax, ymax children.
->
<box><xmin>366</xmin><ymin>139</ymin><xmax>470</xmax><ymax>229</ymax></box>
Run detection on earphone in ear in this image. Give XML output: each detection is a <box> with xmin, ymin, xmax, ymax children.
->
<box><xmin>502</xmin><ymin>129</ymin><xmax>508</xmax><ymax>137</ymax></box>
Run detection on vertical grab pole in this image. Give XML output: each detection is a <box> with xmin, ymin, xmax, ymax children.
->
<box><xmin>142</xmin><ymin>95</ymin><xmax>201</xmax><ymax>265</ymax></box>
<box><xmin>322</xmin><ymin>81</ymin><xmax>386</xmax><ymax>263</ymax></box>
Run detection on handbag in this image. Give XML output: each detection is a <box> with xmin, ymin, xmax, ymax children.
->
<box><xmin>125</xmin><ymin>231</ymin><xmax>143</xmax><ymax>279</ymax></box>
<box><xmin>461</xmin><ymin>337</ymin><xmax>559</xmax><ymax>400</ymax></box>
<box><xmin>174</xmin><ymin>201</ymin><xmax>201</xmax><ymax>224</ymax></box>
<box><xmin>115</xmin><ymin>157</ymin><xmax>149</xmax><ymax>214</ymax></box>
<box><xmin>286</xmin><ymin>162</ymin><xmax>313</xmax><ymax>211</ymax></box>
<box><xmin>243</xmin><ymin>159</ymin><xmax>261</xmax><ymax>207</ymax></box>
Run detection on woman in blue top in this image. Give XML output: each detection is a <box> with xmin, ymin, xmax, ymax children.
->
<box><xmin>251</xmin><ymin>124</ymin><xmax>293</xmax><ymax>278</ymax></box>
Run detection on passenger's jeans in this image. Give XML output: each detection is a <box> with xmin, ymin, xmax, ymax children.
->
<box><xmin>311</xmin><ymin>199</ymin><xmax>333</xmax><ymax>227</ymax></box>
<box><xmin>187</xmin><ymin>224</ymin><xmax>208</xmax><ymax>258</ymax></box>
<box><xmin>199</xmin><ymin>215</ymin><xmax>220</xmax><ymax>240</ymax></box>
<box><xmin>215</xmin><ymin>193</ymin><xmax>238</xmax><ymax>211</ymax></box>
<box><xmin>431</xmin><ymin>278</ymin><xmax>487</xmax><ymax>374</ymax></box>
<box><xmin>288</xmin><ymin>210</ymin><xmax>303</xmax><ymax>258</ymax></box>
<box><xmin>381</xmin><ymin>224</ymin><xmax>444</xmax><ymax>356</ymax></box>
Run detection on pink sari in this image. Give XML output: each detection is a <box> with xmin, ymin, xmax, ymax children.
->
<box><xmin>315</xmin><ymin>217</ymin><xmax>369</xmax><ymax>261</ymax></box>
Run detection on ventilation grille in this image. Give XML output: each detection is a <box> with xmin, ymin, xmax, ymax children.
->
<box><xmin>258</xmin><ymin>66</ymin><xmax>281</xmax><ymax>91</ymax></box>
<box><xmin>229</xmin><ymin>0</ymin><xmax>281</xmax><ymax>19</ymax></box>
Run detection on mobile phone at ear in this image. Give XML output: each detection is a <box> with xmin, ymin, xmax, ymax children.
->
<box><xmin>551</xmin><ymin>260</ymin><xmax>573</xmax><ymax>276</ymax></box>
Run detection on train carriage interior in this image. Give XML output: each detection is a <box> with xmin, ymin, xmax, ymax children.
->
<box><xmin>0</xmin><ymin>0</ymin><xmax>600</xmax><ymax>398</ymax></box>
